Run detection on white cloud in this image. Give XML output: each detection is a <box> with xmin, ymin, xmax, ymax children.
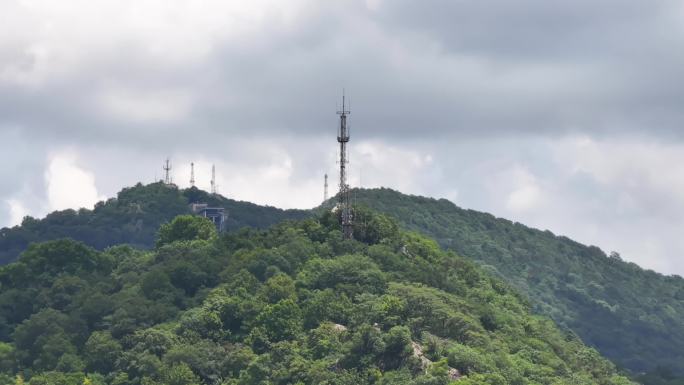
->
<box><xmin>352</xmin><ymin>140</ymin><xmax>437</xmax><ymax>195</ymax></box>
<box><xmin>554</xmin><ymin>135</ymin><xmax>684</xmax><ymax>217</ymax></box>
<box><xmin>45</xmin><ymin>152</ymin><xmax>105</xmax><ymax>211</ymax></box>
<box><xmin>0</xmin><ymin>0</ymin><xmax>313</xmax><ymax>85</ymax></box>
<box><xmin>505</xmin><ymin>166</ymin><xmax>544</xmax><ymax>213</ymax></box>
<box><xmin>2</xmin><ymin>0</ymin><xmax>684</xmax><ymax>278</ymax></box>
<box><xmin>98</xmin><ymin>86</ymin><xmax>193</xmax><ymax>123</ymax></box>
<box><xmin>6</xmin><ymin>199</ymin><xmax>27</xmax><ymax>227</ymax></box>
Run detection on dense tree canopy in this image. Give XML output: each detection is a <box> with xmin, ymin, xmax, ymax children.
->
<box><xmin>156</xmin><ymin>216</ymin><xmax>218</xmax><ymax>247</ymax></box>
<box><xmin>0</xmin><ymin>210</ymin><xmax>633</xmax><ymax>385</ymax></box>
<box><xmin>347</xmin><ymin>188</ymin><xmax>684</xmax><ymax>379</ymax></box>
<box><xmin>2</xmin><ymin>184</ymin><xmax>681</xmax><ymax>383</ymax></box>
<box><xmin>0</xmin><ymin>183</ymin><xmax>308</xmax><ymax>265</ymax></box>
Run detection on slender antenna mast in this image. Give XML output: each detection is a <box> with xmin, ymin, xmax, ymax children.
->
<box><xmin>324</xmin><ymin>173</ymin><xmax>329</xmax><ymax>202</ymax></box>
<box><xmin>163</xmin><ymin>158</ymin><xmax>172</xmax><ymax>185</ymax></box>
<box><xmin>210</xmin><ymin>164</ymin><xmax>216</xmax><ymax>194</ymax></box>
<box><xmin>337</xmin><ymin>90</ymin><xmax>353</xmax><ymax>240</ymax></box>
<box><xmin>190</xmin><ymin>162</ymin><xmax>195</xmax><ymax>187</ymax></box>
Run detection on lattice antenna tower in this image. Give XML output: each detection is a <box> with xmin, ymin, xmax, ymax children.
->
<box><xmin>190</xmin><ymin>162</ymin><xmax>196</xmax><ymax>187</ymax></box>
<box><xmin>163</xmin><ymin>158</ymin><xmax>172</xmax><ymax>185</ymax></box>
<box><xmin>324</xmin><ymin>173</ymin><xmax>329</xmax><ymax>202</ymax></box>
<box><xmin>210</xmin><ymin>164</ymin><xmax>216</xmax><ymax>194</ymax></box>
<box><xmin>337</xmin><ymin>91</ymin><xmax>353</xmax><ymax>239</ymax></box>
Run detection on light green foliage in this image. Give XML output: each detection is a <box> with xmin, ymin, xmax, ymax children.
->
<box><xmin>447</xmin><ymin>344</ymin><xmax>491</xmax><ymax>375</ymax></box>
<box><xmin>259</xmin><ymin>273</ymin><xmax>296</xmax><ymax>303</ymax></box>
<box><xmin>0</xmin><ymin>209</ymin><xmax>634</xmax><ymax>384</ymax></box>
<box><xmin>255</xmin><ymin>299</ymin><xmax>302</xmax><ymax>342</ymax></box>
<box><xmin>162</xmin><ymin>363</ymin><xmax>200</xmax><ymax>385</ymax></box>
<box><xmin>297</xmin><ymin>254</ymin><xmax>387</xmax><ymax>296</ymax></box>
<box><xmin>156</xmin><ymin>215</ymin><xmax>218</xmax><ymax>247</ymax></box>
<box><xmin>0</xmin><ymin>343</ymin><xmax>14</xmax><ymax>374</ymax></box>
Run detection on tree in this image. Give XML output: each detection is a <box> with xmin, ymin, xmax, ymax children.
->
<box><xmin>352</xmin><ymin>207</ymin><xmax>399</xmax><ymax>245</ymax></box>
<box><xmin>297</xmin><ymin>255</ymin><xmax>387</xmax><ymax>296</ymax></box>
<box><xmin>259</xmin><ymin>273</ymin><xmax>296</xmax><ymax>303</ymax></box>
<box><xmin>381</xmin><ymin>326</ymin><xmax>413</xmax><ymax>370</ymax></box>
<box><xmin>84</xmin><ymin>331</ymin><xmax>122</xmax><ymax>374</ymax></box>
<box><xmin>156</xmin><ymin>215</ymin><xmax>217</xmax><ymax>247</ymax></box>
<box><xmin>18</xmin><ymin>239</ymin><xmax>111</xmax><ymax>278</ymax></box>
<box><xmin>447</xmin><ymin>344</ymin><xmax>491</xmax><ymax>375</ymax></box>
<box><xmin>163</xmin><ymin>363</ymin><xmax>200</xmax><ymax>385</ymax></box>
<box><xmin>12</xmin><ymin>309</ymin><xmax>79</xmax><ymax>371</ymax></box>
<box><xmin>255</xmin><ymin>299</ymin><xmax>302</xmax><ymax>342</ymax></box>
<box><xmin>0</xmin><ymin>342</ymin><xmax>15</xmax><ymax>373</ymax></box>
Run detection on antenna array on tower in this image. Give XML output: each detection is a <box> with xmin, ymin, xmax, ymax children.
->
<box><xmin>163</xmin><ymin>158</ymin><xmax>172</xmax><ymax>185</ymax></box>
<box><xmin>337</xmin><ymin>91</ymin><xmax>353</xmax><ymax>240</ymax></box>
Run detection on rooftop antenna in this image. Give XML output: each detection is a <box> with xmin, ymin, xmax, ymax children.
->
<box><xmin>190</xmin><ymin>162</ymin><xmax>195</xmax><ymax>187</ymax></box>
<box><xmin>337</xmin><ymin>90</ymin><xmax>353</xmax><ymax>240</ymax></box>
<box><xmin>163</xmin><ymin>158</ymin><xmax>172</xmax><ymax>185</ymax></box>
<box><xmin>324</xmin><ymin>173</ymin><xmax>329</xmax><ymax>202</ymax></box>
<box><xmin>210</xmin><ymin>164</ymin><xmax>216</xmax><ymax>194</ymax></box>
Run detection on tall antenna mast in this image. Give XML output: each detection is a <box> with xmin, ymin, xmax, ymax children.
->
<box><xmin>190</xmin><ymin>162</ymin><xmax>195</xmax><ymax>187</ymax></box>
<box><xmin>324</xmin><ymin>173</ymin><xmax>329</xmax><ymax>202</ymax></box>
<box><xmin>163</xmin><ymin>158</ymin><xmax>172</xmax><ymax>185</ymax></box>
<box><xmin>210</xmin><ymin>164</ymin><xmax>216</xmax><ymax>194</ymax></box>
<box><xmin>337</xmin><ymin>90</ymin><xmax>353</xmax><ymax>239</ymax></box>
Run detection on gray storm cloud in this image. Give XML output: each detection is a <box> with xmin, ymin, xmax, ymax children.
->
<box><xmin>2</xmin><ymin>0</ymin><xmax>684</xmax><ymax>275</ymax></box>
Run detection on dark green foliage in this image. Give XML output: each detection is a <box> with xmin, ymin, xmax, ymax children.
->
<box><xmin>0</xmin><ymin>210</ymin><xmax>633</xmax><ymax>384</ymax></box>
<box><xmin>347</xmin><ymin>187</ymin><xmax>684</xmax><ymax>376</ymax></box>
<box><xmin>0</xmin><ymin>183</ymin><xmax>309</xmax><ymax>265</ymax></box>
<box><xmin>13</xmin><ymin>309</ymin><xmax>81</xmax><ymax>371</ymax></box>
<box><xmin>637</xmin><ymin>367</ymin><xmax>684</xmax><ymax>385</ymax></box>
<box><xmin>84</xmin><ymin>331</ymin><xmax>122</xmax><ymax>374</ymax></box>
<box><xmin>297</xmin><ymin>254</ymin><xmax>388</xmax><ymax>296</ymax></box>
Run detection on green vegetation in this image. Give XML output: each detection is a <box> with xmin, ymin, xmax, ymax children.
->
<box><xmin>348</xmin><ymin>188</ymin><xmax>684</xmax><ymax>376</ymax></box>
<box><xmin>0</xmin><ymin>183</ymin><xmax>308</xmax><ymax>265</ymax></box>
<box><xmin>3</xmin><ymin>183</ymin><xmax>682</xmax><ymax>381</ymax></box>
<box><xmin>0</xmin><ymin>211</ymin><xmax>633</xmax><ymax>385</ymax></box>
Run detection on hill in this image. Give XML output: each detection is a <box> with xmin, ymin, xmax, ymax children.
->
<box><xmin>2</xmin><ymin>183</ymin><xmax>683</xmax><ymax>381</ymax></box>
<box><xmin>348</xmin><ymin>188</ymin><xmax>684</xmax><ymax>376</ymax></box>
<box><xmin>0</xmin><ymin>211</ymin><xmax>633</xmax><ymax>384</ymax></box>
<box><xmin>0</xmin><ymin>182</ymin><xmax>309</xmax><ymax>265</ymax></box>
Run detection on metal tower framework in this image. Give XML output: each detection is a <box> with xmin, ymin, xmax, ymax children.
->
<box><xmin>163</xmin><ymin>158</ymin><xmax>172</xmax><ymax>185</ymax></box>
<box><xmin>324</xmin><ymin>173</ymin><xmax>329</xmax><ymax>202</ymax></box>
<box><xmin>190</xmin><ymin>162</ymin><xmax>196</xmax><ymax>187</ymax></box>
<box><xmin>337</xmin><ymin>93</ymin><xmax>353</xmax><ymax>239</ymax></box>
<box><xmin>210</xmin><ymin>164</ymin><xmax>217</xmax><ymax>194</ymax></box>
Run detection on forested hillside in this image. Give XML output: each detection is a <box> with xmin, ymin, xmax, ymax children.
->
<box><xmin>0</xmin><ymin>183</ymin><xmax>308</xmax><ymax>265</ymax></box>
<box><xmin>0</xmin><ymin>210</ymin><xmax>633</xmax><ymax>385</ymax></box>
<box><xmin>2</xmin><ymin>184</ymin><xmax>682</xmax><ymax>381</ymax></box>
<box><xmin>349</xmin><ymin>188</ymin><xmax>684</xmax><ymax>376</ymax></box>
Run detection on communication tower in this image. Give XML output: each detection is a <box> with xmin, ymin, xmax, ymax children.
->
<box><xmin>190</xmin><ymin>162</ymin><xmax>195</xmax><ymax>187</ymax></box>
<box><xmin>324</xmin><ymin>174</ymin><xmax>329</xmax><ymax>202</ymax></box>
<box><xmin>163</xmin><ymin>158</ymin><xmax>172</xmax><ymax>185</ymax></box>
<box><xmin>337</xmin><ymin>92</ymin><xmax>353</xmax><ymax>239</ymax></box>
<box><xmin>211</xmin><ymin>164</ymin><xmax>217</xmax><ymax>194</ymax></box>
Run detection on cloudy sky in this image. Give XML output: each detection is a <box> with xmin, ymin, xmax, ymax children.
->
<box><xmin>2</xmin><ymin>0</ymin><xmax>684</xmax><ymax>275</ymax></box>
